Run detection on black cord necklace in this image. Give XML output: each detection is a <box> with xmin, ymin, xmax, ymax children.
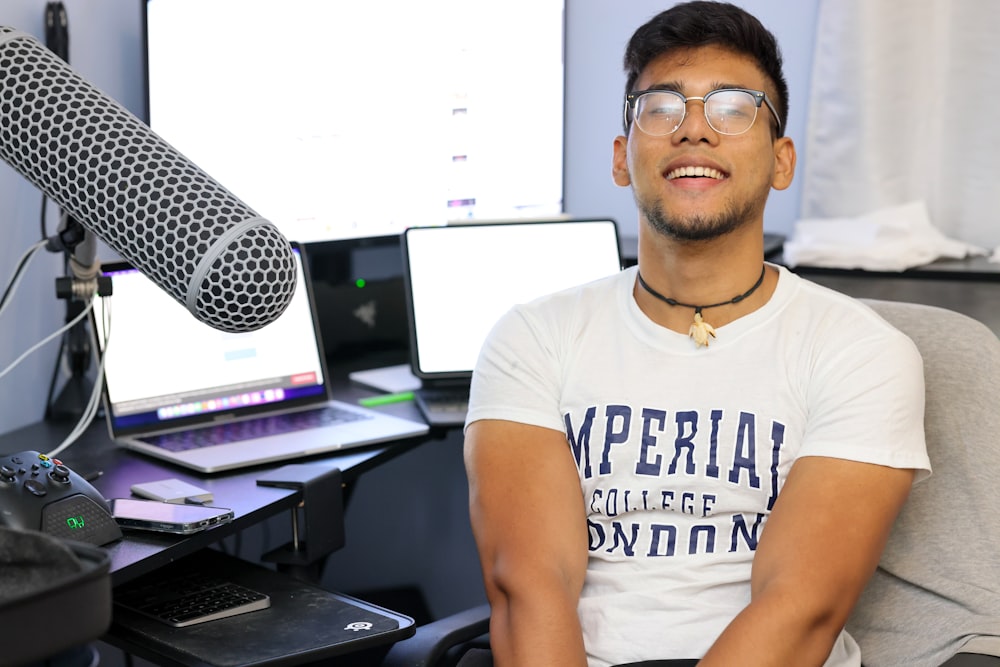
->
<box><xmin>636</xmin><ymin>265</ymin><xmax>767</xmax><ymax>347</ymax></box>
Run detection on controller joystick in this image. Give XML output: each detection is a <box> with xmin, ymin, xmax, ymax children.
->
<box><xmin>0</xmin><ymin>450</ymin><xmax>122</xmax><ymax>545</ymax></box>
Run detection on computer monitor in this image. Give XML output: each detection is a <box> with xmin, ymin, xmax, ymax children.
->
<box><xmin>142</xmin><ymin>0</ymin><xmax>566</xmax><ymax>244</ymax></box>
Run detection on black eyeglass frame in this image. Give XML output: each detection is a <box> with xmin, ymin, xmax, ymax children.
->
<box><xmin>624</xmin><ymin>87</ymin><xmax>782</xmax><ymax>136</ymax></box>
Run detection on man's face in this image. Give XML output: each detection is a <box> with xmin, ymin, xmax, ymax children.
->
<box><xmin>613</xmin><ymin>45</ymin><xmax>795</xmax><ymax>242</ymax></box>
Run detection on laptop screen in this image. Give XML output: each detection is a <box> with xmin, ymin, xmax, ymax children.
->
<box><xmin>91</xmin><ymin>246</ymin><xmax>328</xmax><ymax>436</ymax></box>
<box><xmin>402</xmin><ymin>219</ymin><xmax>622</xmax><ymax>382</ymax></box>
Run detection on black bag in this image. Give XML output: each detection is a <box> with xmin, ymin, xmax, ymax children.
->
<box><xmin>0</xmin><ymin>527</ymin><xmax>112</xmax><ymax>664</ymax></box>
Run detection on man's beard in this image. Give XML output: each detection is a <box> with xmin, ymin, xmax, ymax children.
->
<box><xmin>637</xmin><ymin>197</ymin><xmax>756</xmax><ymax>242</ymax></box>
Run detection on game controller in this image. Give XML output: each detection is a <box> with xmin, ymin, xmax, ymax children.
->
<box><xmin>0</xmin><ymin>450</ymin><xmax>122</xmax><ymax>545</ymax></box>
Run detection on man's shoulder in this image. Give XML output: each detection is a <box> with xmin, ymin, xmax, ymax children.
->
<box><xmin>518</xmin><ymin>266</ymin><xmax>630</xmax><ymax>312</ymax></box>
<box><xmin>779</xmin><ymin>270</ymin><xmax>917</xmax><ymax>346</ymax></box>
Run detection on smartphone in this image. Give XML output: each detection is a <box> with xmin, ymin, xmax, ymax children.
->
<box><xmin>110</xmin><ymin>498</ymin><xmax>234</xmax><ymax>535</ymax></box>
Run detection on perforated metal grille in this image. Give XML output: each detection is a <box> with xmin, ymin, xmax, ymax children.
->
<box><xmin>0</xmin><ymin>27</ymin><xmax>296</xmax><ymax>332</ymax></box>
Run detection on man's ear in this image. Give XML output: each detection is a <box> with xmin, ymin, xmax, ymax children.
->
<box><xmin>612</xmin><ymin>134</ymin><xmax>631</xmax><ymax>187</ymax></box>
<box><xmin>771</xmin><ymin>136</ymin><xmax>796</xmax><ymax>191</ymax></box>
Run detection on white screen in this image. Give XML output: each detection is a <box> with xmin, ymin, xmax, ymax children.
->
<box><xmin>92</xmin><ymin>250</ymin><xmax>324</xmax><ymax>418</ymax></box>
<box><xmin>404</xmin><ymin>220</ymin><xmax>621</xmax><ymax>376</ymax></box>
<box><xmin>145</xmin><ymin>0</ymin><xmax>565</xmax><ymax>244</ymax></box>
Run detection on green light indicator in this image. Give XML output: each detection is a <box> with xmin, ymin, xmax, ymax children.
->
<box><xmin>66</xmin><ymin>516</ymin><xmax>85</xmax><ymax>530</ymax></box>
<box><xmin>355</xmin><ymin>278</ymin><xmax>366</xmax><ymax>288</ymax></box>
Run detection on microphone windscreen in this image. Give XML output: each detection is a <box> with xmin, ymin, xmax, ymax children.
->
<box><xmin>0</xmin><ymin>27</ymin><xmax>296</xmax><ymax>333</ymax></box>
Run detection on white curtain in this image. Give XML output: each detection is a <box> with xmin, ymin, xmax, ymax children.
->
<box><xmin>801</xmin><ymin>0</ymin><xmax>1000</xmax><ymax>249</ymax></box>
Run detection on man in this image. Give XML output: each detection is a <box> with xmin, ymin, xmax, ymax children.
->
<box><xmin>464</xmin><ymin>2</ymin><xmax>931</xmax><ymax>666</ymax></box>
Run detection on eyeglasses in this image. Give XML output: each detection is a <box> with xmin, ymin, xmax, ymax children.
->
<box><xmin>624</xmin><ymin>88</ymin><xmax>781</xmax><ymax>136</ymax></box>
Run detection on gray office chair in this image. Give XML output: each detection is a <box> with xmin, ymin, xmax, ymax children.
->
<box><xmin>847</xmin><ymin>299</ymin><xmax>1000</xmax><ymax>667</ymax></box>
<box><xmin>381</xmin><ymin>299</ymin><xmax>1000</xmax><ymax>667</ymax></box>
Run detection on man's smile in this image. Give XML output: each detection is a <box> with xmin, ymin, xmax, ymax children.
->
<box><xmin>666</xmin><ymin>165</ymin><xmax>727</xmax><ymax>181</ymax></box>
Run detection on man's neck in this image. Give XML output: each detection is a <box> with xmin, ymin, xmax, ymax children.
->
<box><xmin>633</xmin><ymin>223</ymin><xmax>775</xmax><ymax>334</ymax></box>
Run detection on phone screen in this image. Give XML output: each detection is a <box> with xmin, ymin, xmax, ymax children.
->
<box><xmin>110</xmin><ymin>498</ymin><xmax>234</xmax><ymax>535</ymax></box>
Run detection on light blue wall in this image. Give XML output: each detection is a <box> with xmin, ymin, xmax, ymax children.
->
<box><xmin>0</xmin><ymin>0</ymin><xmax>143</xmax><ymax>435</ymax></box>
<box><xmin>564</xmin><ymin>0</ymin><xmax>821</xmax><ymax>240</ymax></box>
<box><xmin>0</xmin><ymin>0</ymin><xmax>820</xmax><ymax>434</ymax></box>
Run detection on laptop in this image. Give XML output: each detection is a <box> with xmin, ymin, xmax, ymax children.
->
<box><xmin>401</xmin><ymin>218</ymin><xmax>624</xmax><ymax>428</ymax></box>
<box><xmin>90</xmin><ymin>245</ymin><xmax>429</xmax><ymax>473</ymax></box>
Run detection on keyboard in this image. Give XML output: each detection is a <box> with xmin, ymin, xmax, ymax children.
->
<box><xmin>115</xmin><ymin>568</ymin><xmax>271</xmax><ymax>627</ymax></box>
<box><xmin>146</xmin><ymin>404</ymin><xmax>372</xmax><ymax>452</ymax></box>
<box><xmin>414</xmin><ymin>387</ymin><xmax>469</xmax><ymax>428</ymax></box>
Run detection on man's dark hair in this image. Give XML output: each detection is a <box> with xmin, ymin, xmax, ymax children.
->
<box><xmin>622</xmin><ymin>1</ymin><xmax>788</xmax><ymax>137</ymax></box>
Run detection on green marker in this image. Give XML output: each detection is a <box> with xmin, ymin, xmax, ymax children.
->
<box><xmin>358</xmin><ymin>391</ymin><xmax>415</xmax><ymax>407</ymax></box>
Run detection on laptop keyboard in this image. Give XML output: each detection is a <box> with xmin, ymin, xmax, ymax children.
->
<box><xmin>115</xmin><ymin>568</ymin><xmax>270</xmax><ymax>628</ymax></box>
<box><xmin>147</xmin><ymin>405</ymin><xmax>372</xmax><ymax>452</ymax></box>
<box><xmin>415</xmin><ymin>387</ymin><xmax>469</xmax><ymax>427</ymax></box>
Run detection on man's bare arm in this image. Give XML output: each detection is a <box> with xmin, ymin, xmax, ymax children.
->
<box><xmin>465</xmin><ymin>419</ymin><xmax>590</xmax><ymax>667</ymax></box>
<box><xmin>699</xmin><ymin>456</ymin><xmax>915</xmax><ymax>666</ymax></box>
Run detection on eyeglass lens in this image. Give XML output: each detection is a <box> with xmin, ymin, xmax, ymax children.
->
<box><xmin>634</xmin><ymin>90</ymin><xmax>760</xmax><ymax>136</ymax></box>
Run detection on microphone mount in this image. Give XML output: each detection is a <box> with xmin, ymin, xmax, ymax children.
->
<box><xmin>44</xmin><ymin>213</ymin><xmax>87</xmax><ymax>255</ymax></box>
<box><xmin>45</xmin><ymin>214</ymin><xmax>112</xmax><ymax>301</ymax></box>
<box><xmin>54</xmin><ymin>275</ymin><xmax>113</xmax><ymax>302</ymax></box>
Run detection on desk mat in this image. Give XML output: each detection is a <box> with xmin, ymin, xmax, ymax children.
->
<box><xmin>108</xmin><ymin>548</ymin><xmax>415</xmax><ymax>667</ymax></box>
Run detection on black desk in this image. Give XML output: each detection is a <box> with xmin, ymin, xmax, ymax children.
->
<box><xmin>779</xmin><ymin>253</ymin><xmax>1000</xmax><ymax>281</ymax></box>
<box><xmin>0</xmin><ymin>417</ymin><xmax>428</xmax><ymax>586</ymax></box>
<box><xmin>0</xmin><ymin>389</ymin><xmax>434</xmax><ymax>665</ymax></box>
<box><xmin>779</xmin><ymin>254</ymin><xmax>1000</xmax><ymax>336</ymax></box>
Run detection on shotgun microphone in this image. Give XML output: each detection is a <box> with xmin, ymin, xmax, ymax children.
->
<box><xmin>0</xmin><ymin>27</ymin><xmax>297</xmax><ymax>333</ymax></box>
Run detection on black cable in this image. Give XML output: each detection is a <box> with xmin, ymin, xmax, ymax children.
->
<box><xmin>0</xmin><ymin>244</ymin><xmax>43</xmax><ymax>314</ymax></box>
<box><xmin>42</xmin><ymin>2</ymin><xmax>97</xmax><ymax>422</ymax></box>
<box><xmin>45</xmin><ymin>2</ymin><xmax>69</xmax><ymax>62</ymax></box>
<box><xmin>40</xmin><ymin>188</ymin><xmax>73</xmax><ymax>423</ymax></box>
<box><xmin>43</xmin><ymin>330</ymin><xmax>69</xmax><ymax>420</ymax></box>
<box><xmin>42</xmin><ymin>2</ymin><xmax>68</xmax><ymax>244</ymax></box>
<box><xmin>39</xmin><ymin>192</ymin><xmax>48</xmax><ymax>240</ymax></box>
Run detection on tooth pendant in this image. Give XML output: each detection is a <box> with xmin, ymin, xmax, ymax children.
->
<box><xmin>689</xmin><ymin>311</ymin><xmax>716</xmax><ymax>348</ymax></box>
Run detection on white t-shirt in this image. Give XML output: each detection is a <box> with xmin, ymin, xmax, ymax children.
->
<box><xmin>466</xmin><ymin>264</ymin><xmax>931</xmax><ymax>667</ymax></box>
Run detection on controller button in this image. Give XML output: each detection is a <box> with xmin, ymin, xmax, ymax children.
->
<box><xmin>50</xmin><ymin>465</ymin><xmax>72</xmax><ymax>484</ymax></box>
<box><xmin>24</xmin><ymin>479</ymin><xmax>47</xmax><ymax>497</ymax></box>
<box><xmin>37</xmin><ymin>459</ymin><xmax>52</xmax><ymax>469</ymax></box>
<box><xmin>1</xmin><ymin>465</ymin><xmax>16</xmax><ymax>481</ymax></box>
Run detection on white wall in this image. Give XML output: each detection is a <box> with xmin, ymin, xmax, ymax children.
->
<box><xmin>0</xmin><ymin>0</ymin><xmax>821</xmax><ymax>434</ymax></box>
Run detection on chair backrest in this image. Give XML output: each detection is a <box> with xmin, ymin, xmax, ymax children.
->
<box><xmin>847</xmin><ymin>299</ymin><xmax>1000</xmax><ymax>666</ymax></box>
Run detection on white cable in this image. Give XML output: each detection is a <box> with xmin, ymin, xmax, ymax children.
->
<box><xmin>47</xmin><ymin>361</ymin><xmax>104</xmax><ymax>458</ymax></box>
<box><xmin>0</xmin><ymin>295</ymin><xmax>93</xmax><ymax>382</ymax></box>
<box><xmin>0</xmin><ymin>240</ymin><xmax>108</xmax><ymax>457</ymax></box>
<box><xmin>48</xmin><ymin>296</ymin><xmax>111</xmax><ymax>458</ymax></box>
<box><xmin>48</xmin><ymin>341</ymin><xmax>106</xmax><ymax>457</ymax></box>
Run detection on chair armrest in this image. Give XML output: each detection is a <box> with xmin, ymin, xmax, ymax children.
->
<box><xmin>380</xmin><ymin>603</ymin><xmax>491</xmax><ymax>667</ymax></box>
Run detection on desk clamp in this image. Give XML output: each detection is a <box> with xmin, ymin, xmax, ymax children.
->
<box><xmin>256</xmin><ymin>464</ymin><xmax>346</xmax><ymax>581</ymax></box>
